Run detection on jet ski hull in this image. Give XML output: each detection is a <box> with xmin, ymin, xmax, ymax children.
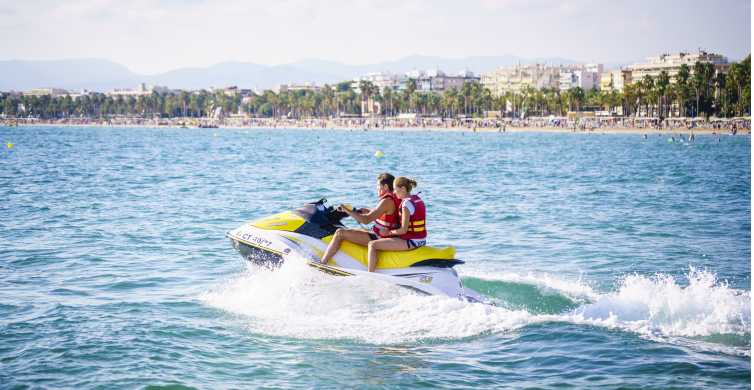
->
<box><xmin>227</xmin><ymin>224</ymin><xmax>487</xmax><ymax>303</ymax></box>
<box><xmin>232</xmin><ymin>239</ymin><xmax>284</xmax><ymax>267</ymax></box>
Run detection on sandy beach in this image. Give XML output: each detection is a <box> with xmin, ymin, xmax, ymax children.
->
<box><xmin>3</xmin><ymin>118</ymin><xmax>748</xmax><ymax>136</ymax></box>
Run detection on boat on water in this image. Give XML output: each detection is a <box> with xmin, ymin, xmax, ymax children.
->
<box><xmin>227</xmin><ymin>199</ymin><xmax>486</xmax><ymax>303</ymax></box>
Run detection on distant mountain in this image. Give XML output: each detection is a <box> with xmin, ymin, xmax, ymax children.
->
<box><xmin>0</xmin><ymin>55</ymin><xmax>587</xmax><ymax>92</ymax></box>
<box><xmin>0</xmin><ymin>59</ymin><xmax>140</xmax><ymax>91</ymax></box>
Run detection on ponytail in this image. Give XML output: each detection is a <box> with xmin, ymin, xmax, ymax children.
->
<box><xmin>394</xmin><ymin>176</ymin><xmax>418</xmax><ymax>193</ymax></box>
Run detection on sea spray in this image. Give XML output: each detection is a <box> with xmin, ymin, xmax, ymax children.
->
<box><xmin>200</xmin><ymin>260</ymin><xmax>533</xmax><ymax>344</ymax></box>
<box><xmin>569</xmin><ymin>267</ymin><xmax>750</xmax><ymax>340</ymax></box>
<box><xmin>460</xmin><ymin>267</ymin><xmax>750</xmax><ymax>343</ymax></box>
<box><xmin>202</xmin><ymin>264</ymin><xmax>749</xmax><ymax>351</ymax></box>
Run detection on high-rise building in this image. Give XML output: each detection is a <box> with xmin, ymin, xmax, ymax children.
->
<box><xmin>359</xmin><ymin>72</ymin><xmax>404</xmax><ymax>92</ymax></box>
<box><xmin>600</xmin><ymin>70</ymin><xmax>629</xmax><ymax>92</ymax></box>
<box><xmin>411</xmin><ymin>69</ymin><xmax>480</xmax><ymax>93</ymax></box>
<box><xmin>627</xmin><ymin>50</ymin><xmax>729</xmax><ymax>83</ymax></box>
<box><xmin>361</xmin><ymin>70</ymin><xmax>479</xmax><ymax>93</ymax></box>
<box><xmin>558</xmin><ymin>64</ymin><xmax>604</xmax><ymax>91</ymax></box>
<box><xmin>481</xmin><ymin>64</ymin><xmax>562</xmax><ymax>97</ymax></box>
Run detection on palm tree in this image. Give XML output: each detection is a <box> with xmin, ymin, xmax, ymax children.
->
<box><xmin>567</xmin><ymin>87</ymin><xmax>585</xmax><ymax>112</ymax></box>
<box><xmin>641</xmin><ymin>76</ymin><xmax>655</xmax><ymax>117</ymax></box>
<box><xmin>692</xmin><ymin>61</ymin><xmax>707</xmax><ymax>117</ymax></box>
<box><xmin>675</xmin><ymin>64</ymin><xmax>691</xmax><ymax>117</ymax></box>
<box><xmin>656</xmin><ymin>71</ymin><xmax>670</xmax><ymax>119</ymax></box>
<box><xmin>725</xmin><ymin>56</ymin><xmax>751</xmax><ymax>116</ymax></box>
<box><xmin>382</xmin><ymin>87</ymin><xmax>394</xmax><ymax>116</ymax></box>
<box><xmin>358</xmin><ymin>80</ymin><xmax>377</xmax><ymax>116</ymax></box>
<box><xmin>460</xmin><ymin>82</ymin><xmax>473</xmax><ymax>116</ymax></box>
<box><xmin>622</xmin><ymin>83</ymin><xmax>639</xmax><ymax>117</ymax></box>
<box><xmin>403</xmin><ymin>79</ymin><xmax>417</xmax><ymax>113</ymax></box>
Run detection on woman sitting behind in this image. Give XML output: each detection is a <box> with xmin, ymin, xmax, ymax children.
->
<box><xmin>319</xmin><ymin>173</ymin><xmax>401</xmax><ymax>265</ymax></box>
<box><xmin>366</xmin><ymin>177</ymin><xmax>427</xmax><ymax>272</ymax></box>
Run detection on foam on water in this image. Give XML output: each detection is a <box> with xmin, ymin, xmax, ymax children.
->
<box><xmin>202</xmin><ymin>262</ymin><xmax>750</xmax><ymax>352</ymax></box>
<box><xmin>568</xmin><ymin>267</ymin><xmax>750</xmax><ymax>342</ymax></box>
<box><xmin>200</xmin><ymin>259</ymin><xmax>534</xmax><ymax>344</ymax></box>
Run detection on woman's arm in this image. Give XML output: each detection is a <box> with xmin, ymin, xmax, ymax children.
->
<box><xmin>348</xmin><ymin>198</ymin><xmax>391</xmax><ymax>225</ymax></box>
<box><xmin>389</xmin><ymin>205</ymin><xmax>411</xmax><ymax>236</ymax></box>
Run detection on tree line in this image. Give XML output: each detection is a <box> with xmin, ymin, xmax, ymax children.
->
<box><xmin>1</xmin><ymin>56</ymin><xmax>749</xmax><ymax>120</ymax></box>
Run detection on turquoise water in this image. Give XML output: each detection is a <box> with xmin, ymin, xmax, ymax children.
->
<box><xmin>1</xmin><ymin>126</ymin><xmax>750</xmax><ymax>389</ymax></box>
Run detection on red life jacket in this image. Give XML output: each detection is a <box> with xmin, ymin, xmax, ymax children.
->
<box><xmin>372</xmin><ymin>192</ymin><xmax>401</xmax><ymax>238</ymax></box>
<box><xmin>398</xmin><ymin>194</ymin><xmax>427</xmax><ymax>240</ymax></box>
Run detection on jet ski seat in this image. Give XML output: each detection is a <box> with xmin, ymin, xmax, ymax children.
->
<box><xmin>322</xmin><ymin>235</ymin><xmax>459</xmax><ymax>269</ymax></box>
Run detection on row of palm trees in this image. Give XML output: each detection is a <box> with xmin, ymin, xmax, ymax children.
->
<box><xmin>0</xmin><ymin>90</ymin><xmax>243</xmax><ymax>119</ymax></box>
<box><xmin>621</xmin><ymin>57</ymin><xmax>751</xmax><ymax>119</ymax></box>
<box><xmin>1</xmin><ymin>57</ymin><xmax>749</xmax><ymax>120</ymax></box>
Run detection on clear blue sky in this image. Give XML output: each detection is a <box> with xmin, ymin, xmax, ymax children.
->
<box><xmin>0</xmin><ymin>0</ymin><xmax>750</xmax><ymax>74</ymax></box>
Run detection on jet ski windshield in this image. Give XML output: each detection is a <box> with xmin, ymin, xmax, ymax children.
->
<box><xmin>291</xmin><ymin>199</ymin><xmax>348</xmax><ymax>238</ymax></box>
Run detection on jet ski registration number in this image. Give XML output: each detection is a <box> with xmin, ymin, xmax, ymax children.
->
<box><xmin>240</xmin><ymin>233</ymin><xmax>273</xmax><ymax>248</ymax></box>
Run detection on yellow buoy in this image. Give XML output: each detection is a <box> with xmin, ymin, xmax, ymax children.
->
<box><xmin>374</xmin><ymin>150</ymin><xmax>385</xmax><ymax>158</ymax></box>
<box><xmin>6</xmin><ymin>142</ymin><xmax>13</xmax><ymax>149</ymax></box>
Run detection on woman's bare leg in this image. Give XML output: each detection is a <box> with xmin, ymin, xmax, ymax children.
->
<box><xmin>366</xmin><ymin>238</ymin><xmax>410</xmax><ymax>272</ymax></box>
<box><xmin>320</xmin><ymin>229</ymin><xmax>373</xmax><ymax>264</ymax></box>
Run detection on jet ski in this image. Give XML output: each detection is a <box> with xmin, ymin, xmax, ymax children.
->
<box><xmin>227</xmin><ymin>198</ymin><xmax>486</xmax><ymax>303</ymax></box>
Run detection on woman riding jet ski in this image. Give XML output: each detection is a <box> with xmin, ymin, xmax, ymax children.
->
<box><xmin>323</xmin><ymin>176</ymin><xmax>428</xmax><ymax>274</ymax></box>
<box><xmin>226</xmin><ymin>185</ymin><xmax>485</xmax><ymax>303</ymax></box>
<box><xmin>320</xmin><ymin>173</ymin><xmax>402</xmax><ymax>269</ymax></box>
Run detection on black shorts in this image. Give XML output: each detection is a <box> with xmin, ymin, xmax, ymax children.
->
<box><xmin>368</xmin><ymin>232</ymin><xmax>379</xmax><ymax>240</ymax></box>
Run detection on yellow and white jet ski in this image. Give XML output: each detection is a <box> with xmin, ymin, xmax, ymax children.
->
<box><xmin>227</xmin><ymin>199</ymin><xmax>485</xmax><ymax>303</ymax></box>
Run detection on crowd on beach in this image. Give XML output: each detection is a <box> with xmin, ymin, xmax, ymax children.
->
<box><xmin>2</xmin><ymin>115</ymin><xmax>750</xmax><ymax>134</ymax></box>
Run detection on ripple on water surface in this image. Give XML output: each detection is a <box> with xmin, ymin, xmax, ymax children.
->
<box><xmin>0</xmin><ymin>127</ymin><xmax>749</xmax><ymax>388</ymax></box>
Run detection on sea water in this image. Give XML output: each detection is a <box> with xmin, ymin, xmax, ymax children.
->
<box><xmin>0</xmin><ymin>126</ymin><xmax>750</xmax><ymax>389</ymax></box>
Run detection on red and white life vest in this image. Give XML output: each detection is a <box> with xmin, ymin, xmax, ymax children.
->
<box><xmin>372</xmin><ymin>192</ymin><xmax>401</xmax><ymax>238</ymax></box>
<box><xmin>398</xmin><ymin>194</ymin><xmax>427</xmax><ymax>240</ymax></box>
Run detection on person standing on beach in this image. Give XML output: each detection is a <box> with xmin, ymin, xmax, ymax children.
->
<box><xmin>319</xmin><ymin>173</ymin><xmax>400</xmax><ymax>266</ymax></box>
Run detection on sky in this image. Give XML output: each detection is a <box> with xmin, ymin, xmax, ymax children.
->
<box><xmin>0</xmin><ymin>0</ymin><xmax>750</xmax><ymax>74</ymax></box>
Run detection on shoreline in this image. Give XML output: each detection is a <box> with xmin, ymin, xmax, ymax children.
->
<box><xmin>2</xmin><ymin>121</ymin><xmax>748</xmax><ymax>136</ymax></box>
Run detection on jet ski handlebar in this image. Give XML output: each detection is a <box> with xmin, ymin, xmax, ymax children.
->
<box><xmin>302</xmin><ymin>198</ymin><xmax>349</xmax><ymax>226</ymax></box>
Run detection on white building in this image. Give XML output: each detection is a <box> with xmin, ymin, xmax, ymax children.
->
<box><xmin>276</xmin><ymin>82</ymin><xmax>322</xmax><ymax>93</ymax></box>
<box><xmin>403</xmin><ymin>69</ymin><xmax>479</xmax><ymax>93</ymax></box>
<box><xmin>360</xmin><ymin>72</ymin><xmax>404</xmax><ymax>92</ymax></box>
<box><xmin>627</xmin><ymin>50</ymin><xmax>728</xmax><ymax>83</ymax></box>
<box><xmin>481</xmin><ymin>64</ymin><xmax>562</xmax><ymax>96</ymax></box>
<box><xmin>108</xmin><ymin>83</ymin><xmax>169</xmax><ymax>97</ymax></box>
<box><xmin>559</xmin><ymin>70</ymin><xmax>600</xmax><ymax>91</ymax></box>
<box><xmin>600</xmin><ymin>70</ymin><xmax>628</xmax><ymax>92</ymax></box>
<box><xmin>558</xmin><ymin>63</ymin><xmax>603</xmax><ymax>91</ymax></box>
<box><xmin>360</xmin><ymin>69</ymin><xmax>479</xmax><ymax>94</ymax></box>
<box><xmin>23</xmin><ymin>88</ymin><xmax>70</xmax><ymax>97</ymax></box>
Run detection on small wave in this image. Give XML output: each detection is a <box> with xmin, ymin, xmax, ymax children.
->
<box><xmin>460</xmin><ymin>269</ymin><xmax>599</xmax><ymax>303</ymax></box>
<box><xmin>462</xmin><ymin>277</ymin><xmax>582</xmax><ymax>314</ymax></box>
<box><xmin>567</xmin><ymin>267</ymin><xmax>750</xmax><ymax>350</ymax></box>
<box><xmin>201</xmin><ymin>263</ymin><xmax>750</xmax><ymax>352</ymax></box>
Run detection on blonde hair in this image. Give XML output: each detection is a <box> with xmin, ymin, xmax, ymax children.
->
<box><xmin>393</xmin><ymin>176</ymin><xmax>418</xmax><ymax>193</ymax></box>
